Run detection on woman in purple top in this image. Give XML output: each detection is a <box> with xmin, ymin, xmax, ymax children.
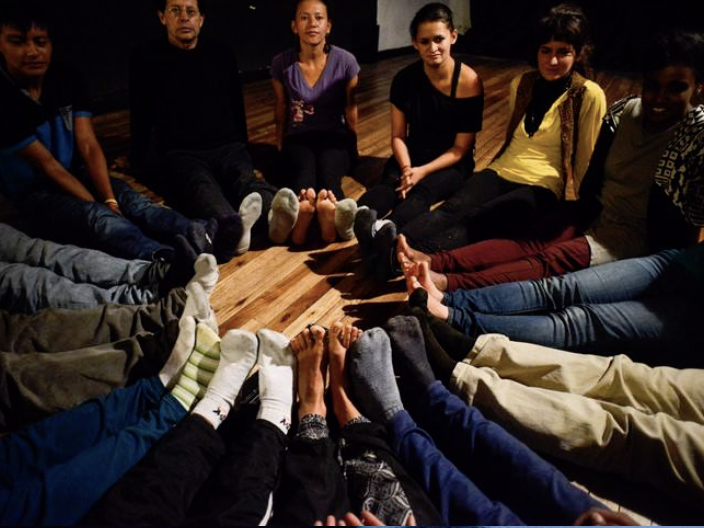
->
<box><xmin>271</xmin><ymin>0</ymin><xmax>360</xmax><ymax>245</ymax></box>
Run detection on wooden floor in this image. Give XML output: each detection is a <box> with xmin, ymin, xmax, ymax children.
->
<box><xmin>96</xmin><ymin>53</ymin><xmax>701</xmax><ymax>524</ymax></box>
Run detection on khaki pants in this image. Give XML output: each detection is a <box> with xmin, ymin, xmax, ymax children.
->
<box><xmin>451</xmin><ymin>334</ymin><xmax>704</xmax><ymax>503</ymax></box>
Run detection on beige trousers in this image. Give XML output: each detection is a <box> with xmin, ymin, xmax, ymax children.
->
<box><xmin>450</xmin><ymin>334</ymin><xmax>704</xmax><ymax>503</ymax></box>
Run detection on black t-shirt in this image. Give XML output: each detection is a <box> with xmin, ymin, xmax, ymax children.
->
<box><xmin>390</xmin><ymin>60</ymin><xmax>483</xmax><ymax>166</ymax></box>
<box><xmin>0</xmin><ymin>62</ymin><xmax>91</xmax><ymax>199</ymax></box>
<box><xmin>129</xmin><ymin>37</ymin><xmax>248</xmax><ymax>165</ymax></box>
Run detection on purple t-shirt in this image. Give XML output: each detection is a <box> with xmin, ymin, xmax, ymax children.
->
<box><xmin>271</xmin><ymin>45</ymin><xmax>360</xmax><ymax>136</ymax></box>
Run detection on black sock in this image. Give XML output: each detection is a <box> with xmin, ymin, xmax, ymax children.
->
<box><xmin>404</xmin><ymin>307</ymin><xmax>458</xmax><ymax>385</ymax></box>
<box><xmin>374</xmin><ymin>222</ymin><xmax>398</xmax><ymax>281</ymax></box>
<box><xmin>428</xmin><ymin>315</ymin><xmax>477</xmax><ymax>362</ymax></box>
<box><xmin>213</xmin><ymin>214</ymin><xmax>244</xmax><ymax>263</ymax></box>
<box><xmin>353</xmin><ymin>207</ymin><xmax>378</xmax><ymax>264</ymax></box>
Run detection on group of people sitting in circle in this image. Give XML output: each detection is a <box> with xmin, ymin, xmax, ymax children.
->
<box><xmin>1</xmin><ymin>0</ymin><xmax>703</xmax><ymax>525</ymax></box>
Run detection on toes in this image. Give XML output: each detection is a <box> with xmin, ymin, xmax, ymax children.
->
<box><xmin>310</xmin><ymin>325</ymin><xmax>326</xmax><ymax>345</ymax></box>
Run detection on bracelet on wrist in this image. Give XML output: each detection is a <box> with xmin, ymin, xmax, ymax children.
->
<box><xmin>104</xmin><ymin>198</ymin><xmax>118</xmax><ymax>206</ymax></box>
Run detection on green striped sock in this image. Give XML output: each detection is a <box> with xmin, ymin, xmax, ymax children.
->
<box><xmin>171</xmin><ymin>323</ymin><xmax>221</xmax><ymax>411</ymax></box>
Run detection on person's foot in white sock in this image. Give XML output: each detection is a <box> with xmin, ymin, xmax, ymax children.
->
<box><xmin>257</xmin><ymin>365</ymin><xmax>294</xmax><ymax>434</ymax></box>
<box><xmin>192</xmin><ymin>329</ymin><xmax>258</xmax><ymax>429</ymax></box>
<box><xmin>268</xmin><ymin>188</ymin><xmax>299</xmax><ymax>244</ymax></box>
<box><xmin>235</xmin><ymin>193</ymin><xmax>263</xmax><ymax>255</ymax></box>
<box><xmin>256</xmin><ymin>328</ymin><xmax>295</xmax><ymax>368</ymax></box>
<box><xmin>182</xmin><ymin>281</ymin><xmax>218</xmax><ymax>332</ymax></box>
<box><xmin>335</xmin><ymin>198</ymin><xmax>358</xmax><ymax>240</ymax></box>
<box><xmin>159</xmin><ymin>315</ymin><xmax>197</xmax><ymax>389</ymax></box>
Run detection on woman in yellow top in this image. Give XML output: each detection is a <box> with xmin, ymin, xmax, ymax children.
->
<box><xmin>359</xmin><ymin>4</ymin><xmax>607</xmax><ymax>279</ymax></box>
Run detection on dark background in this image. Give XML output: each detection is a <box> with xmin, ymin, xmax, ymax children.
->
<box><xmin>29</xmin><ymin>0</ymin><xmax>704</xmax><ymax>113</ymax></box>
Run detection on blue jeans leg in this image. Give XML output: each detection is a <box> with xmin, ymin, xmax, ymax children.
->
<box><xmin>20</xmin><ymin>189</ymin><xmax>170</xmax><ymax>260</ymax></box>
<box><xmin>0</xmin><ymin>377</ymin><xmax>167</xmax><ymax>525</ymax></box>
<box><xmin>111</xmin><ymin>178</ymin><xmax>192</xmax><ymax>241</ymax></box>
<box><xmin>416</xmin><ymin>381</ymin><xmax>601</xmax><ymax>525</ymax></box>
<box><xmin>387</xmin><ymin>409</ymin><xmax>524</xmax><ymax>526</ymax></box>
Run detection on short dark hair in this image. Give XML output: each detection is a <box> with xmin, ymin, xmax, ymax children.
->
<box><xmin>410</xmin><ymin>3</ymin><xmax>454</xmax><ymax>40</ymax></box>
<box><xmin>291</xmin><ymin>0</ymin><xmax>333</xmax><ymax>21</ymax></box>
<box><xmin>0</xmin><ymin>0</ymin><xmax>50</xmax><ymax>35</ymax></box>
<box><xmin>642</xmin><ymin>29</ymin><xmax>704</xmax><ymax>83</ymax></box>
<box><xmin>154</xmin><ymin>0</ymin><xmax>207</xmax><ymax>16</ymax></box>
<box><xmin>534</xmin><ymin>3</ymin><xmax>592</xmax><ymax>59</ymax></box>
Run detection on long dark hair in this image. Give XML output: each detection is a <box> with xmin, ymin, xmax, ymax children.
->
<box><xmin>292</xmin><ymin>0</ymin><xmax>332</xmax><ymax>54</ymax></box>
<box><xmin>642</xmin><ymin>29</ymin><xmax>704</xmax><ymax>83</ymax></box>
<box><xmin>409</xmin><ymin>3</ymin><xmax>455</xmax><ymax>40</ymax></box>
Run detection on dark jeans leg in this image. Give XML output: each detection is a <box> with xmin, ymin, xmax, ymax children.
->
<box><xmin>389</xmin><ymin>165</ymin><xmax>467</xmax><ymax>229</ymax></box>
<box><xmin>81</xmin><ymin>414</ymin><xmax>225</xmax><ymax>526</ymax></box>
<box><xmin>387</xmin><ymin>409</ymin><xmax>524</xmax><ymax>525</ymax></box>
<box><xmin>186</xmin><ymin>420</ymin><xmax>288</xmax><ymax>526</ymax></box>
<box><xmin>356</xmin><ymin>157</ymin><xmax>402</xmax><ymax>219</ymax></box>
<box><xmin>413</xmin><ymin>381</ymin><xmax>601</xmax><ymax>525</ymax></box>
<box><xmin>402</xmin><ymin>170</ymin><xmax>559</xmax><ymax>253</ymax></box>
<box><xmin>20</xmin><ymin>189</ymin><xmax>168</xmax><ymax>261</ymax></box>
<box><xmin>281</xmin><ymin>136</ymin><xmax>318</xmax><ymax>193</ymax></box>
<box><xmin>161</xmin><ymin>150</ymin><xmax>236</xmax><ymax>220</ymax></box>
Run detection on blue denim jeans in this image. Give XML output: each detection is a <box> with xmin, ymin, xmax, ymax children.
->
<box><xmin>0</xmin><ymin>376</ymin><xmax>186</xmax><ymax>526</ymax></box>
<box><xmin>19</xmin><ymin>177</ymin><xmax>193</xmax><ymax>260</ymax></box>
<box><xmin>0</xmin><ymin>223</ymin><xmax>158</xmax><ymax>313</ymax></box>
<box><xmin>388</xmin><ymin>381</ymin><xmax>600</xmax><ymax>525</ymax></box>
<box><xmin>445</xmin><ymin>249</ymin><xmax>704</xmax><ymax>359</ymax></box>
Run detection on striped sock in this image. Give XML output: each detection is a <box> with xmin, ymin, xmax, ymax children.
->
<box><xmin>170</xmin><ymin>323</ymin><xmax>221</xmax><ymax>411</ymax></box>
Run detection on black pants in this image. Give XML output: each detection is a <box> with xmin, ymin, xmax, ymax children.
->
<box><xmin>281</xmin><ymin>131</ymin><xmax>351</xmax><ymax>197</ymax></box>
<box><xmin>358</xmin><ymin>157</ymin><xmax>469</xmax><ymax>229</ymax></box>
<box><xmin>82</xmin><ymin>414</ymin><xmax>286</xmax><ymax>526</ymax></box>
<box><xmin>161</xmin><ymin>142</ymin><xmax>277</xmax><ymax>234</ymax></box>
<box><xmin>402</xmin><ymin>168</ymin><xmax>559</xmax><ymax>253</ymax></box>
<box><xmin>271</xmin><ymin>420</ymin><xmax>442</xmax><ymax>526</ymax></box>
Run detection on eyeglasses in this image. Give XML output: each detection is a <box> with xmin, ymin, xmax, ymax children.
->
<box><xmin>165</xmin><ymin>6</ymin><xmax>200</xmax><ymax>19</ymax></box>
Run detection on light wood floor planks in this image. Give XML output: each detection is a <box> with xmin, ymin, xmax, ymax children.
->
<box><xmin>95</xmin><ymin>53</ymin><xmax>703</xmax><ymax>524</ymax></box>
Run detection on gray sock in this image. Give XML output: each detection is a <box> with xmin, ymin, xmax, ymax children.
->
<box><xmin>235</xmin><ymin>193</ymin><xmax>263</xmax><ymax>255</ymax></box>
<box><xmin>334</xmin><ymin>198</ymin><xmax>358</xmax><ymax>240</ymax></box>
<box><xmin>349</xmin><ymin>327</ymin><xmax>404</xmax><ymax>424</ymax></box>
<box><xmin>268</xmin><ymin>188</ymin><xmax>299</xmax><ymax>244</ymax></box>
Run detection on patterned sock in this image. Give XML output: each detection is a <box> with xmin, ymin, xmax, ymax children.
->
<box><xmin>170</xmin><ymin>323</ymin><xmax>221</xmax><ymax>411</ymax></box>
<box><xmin>257</xmin><ymin>365</ymin><xmax>294</xmax><ymax>434</ymax></box>
<box><xmin>256</xmin><ymin>328</ymin><xmax>295</xmax><ymax>368</ymax></box>
<box><xmin>334</xmin><ymin>198</ymin><xmax>358</xmax><ymax>240</ymax></box>
<box><xmin>349</xmin><ymin>327</ymin><xmax>404</xmax><ymax>424</ymax></box>
<box><xmin>192</xmin><ymin>329</ymin><xmax>258</xmax><ymax>429</ymax></box>
<box><xmin>268</xmin><ymin>188</ymin><xmax>299</xmax><ymax>244</ymax></box>
<box><xmin>235</xmin><ymin>193</ymin><xmax>263</xmax><ymax>255</ymax></box>
<box><xmin>384</xmin><ymin>315</ymin><xmax>436</xmax><ymax>391</ymax></box>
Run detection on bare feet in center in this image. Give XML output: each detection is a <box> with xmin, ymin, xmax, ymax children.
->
<box><xmin>291</xmin><ymin>188</ymin><xmax>317</xmax><ymax>246</ymax></box>
<box><xmin>328</xmin><ymin>321</ymin><xmax>363</xmax><ymax>427</ymax></box>
<box><xmin>404</xmin><ymin>261</ymin><xmax>445</xmax><ymax>302</ymax></box>
<box><xmin>397</xmin><ymin>234</ymin><xmax>432</xmax><ymax>266</ymax></box>
<box><xmin>316</xmin><ymin>189</ymin><xmax>338</xmax><ymax>244</ymax></box>
<box><xmin>290</xmin><ymin>325</ymin><xmax>327</xmax><ymax>418</ymax></box>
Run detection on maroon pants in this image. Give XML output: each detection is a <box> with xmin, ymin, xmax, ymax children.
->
<box><xmin>430</xmin><ymin>223</ymin><xmax>590</xmax><ymax>291</ymax></box>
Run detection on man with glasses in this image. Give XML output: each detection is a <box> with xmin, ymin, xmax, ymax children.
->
<box><xmin>0</xmin><ymin>0</ymin><xmax>208</xmax><ymax>269</ymax></box>
<box><xmin>129</xmin><ymin>0</ymin><xmax>284</xmax><ymax>262</ymax></box>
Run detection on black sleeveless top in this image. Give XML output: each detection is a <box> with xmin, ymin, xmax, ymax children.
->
<box><xmin>390</xmin><ymin>59</ymin><xmax>483</xmax><ymax>166</ymax></box>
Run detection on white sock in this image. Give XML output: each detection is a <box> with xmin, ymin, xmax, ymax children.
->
<box><xmin>268</xmin><ymin>188</ymin><xmax>299</xmax><ymax>244</ymax></box>
<box><xmin>170</xmin><ymin>323</ymin><xmax>221</xmax><ymax>411</ymax></box>
<box><xmin>235</xmin><ymin>193</ymin><xmax>263</xmax><ymax>256</ymax></box>
<box><xmin>182</xmin><ymin>281</ymin><xmax>218</xmax><ymax>332</ymax></box>
<box><xmin>257</xmin><ymin>365</ymin><xmax>294</xmax><ymax>434</ymax></box>
<box><xmin>159</xmin><ymin>315</ymin><xmax>197</xmax><ymax>389</ymax></box>
<box><xmin>371</xmin><ymin>219</ymin><xmax>392</xmax><ymax>237</ymax></box>
<box><xmin>192</xmin><ymin>329</ymin><xmax>258</xmax><ymax>429</ymax></box>
<box><xmin>192</xmin><ymin>253</ymin><xmax>219</xmax><ymax>296</ymax></box>
<box><xmin>256</xmin><ymin>328</ymin><xmax>295</xmax><ymax>368</ymax></box>
<box><xmin>334</xmin><ymin>198</ymin><xmax>358</xmax><ymax>240</ymax></box>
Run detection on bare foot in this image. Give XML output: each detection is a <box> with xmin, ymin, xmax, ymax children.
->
<box><xmin>403</xmin><ymin>260</ymin><xmax>444</xmax><ymax>303</ymax></box>
<box><xmin>397</xmin><ymin>234</ymin><xmax>431</xmax><ymax>265</ymax></box>
<box><xmin>290</xmin><ymin>325</ymin><xmax>327</xmax><ymax>418</ymax></box>
<box><xmin>427</xmin><ymin>291</ymin><xmax>450</xmax><ymax>321</ymax></box>
<box><xmin>327</xmin><ymin>321</ymin><xmax>362</xmax><ymax>427</ymax></box>
<box><xmin>429</xmin><ymin>268</ymin><xmax>449</xmax><ymax>291</ymax></box>
<box><xmin>316</xmin><ymin>189</ymin><xmax>338</xmax><ymax>244</ymax></box>
<box><xmin>291</xmin><ymin>188</ymin><xmax>317</xmax><ymax>246</ymax></box>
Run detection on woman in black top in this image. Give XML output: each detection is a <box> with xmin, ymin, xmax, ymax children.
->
<box><xmin>354</xmin><ymin>3</ymin><xmax>484</xmax><ymax>231</ymax></box>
